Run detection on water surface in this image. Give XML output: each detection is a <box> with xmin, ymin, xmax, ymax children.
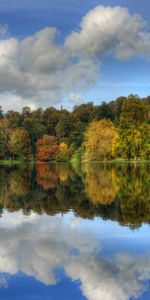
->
<box><xmin>0</xmin><ymin>163</ymin><xmax>150</xmax><ymax>300</ymax></box>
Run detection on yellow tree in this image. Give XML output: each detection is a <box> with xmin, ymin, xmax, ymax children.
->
<box><xmin>9</xmin><ymin>129</ymin><xmax>31</xmax><ymax>161</ymax></box>
<box><xmin>83</xmin><ymin>119</ymin><xmax>118</xmax><ymax>161</ymax></box>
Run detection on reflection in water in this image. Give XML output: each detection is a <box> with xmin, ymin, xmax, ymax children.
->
<box><xmin>0</xmin><ymin>163</ymin><xmax>150</xmax><ymax>299</ymax></box>
<box><xmin>0</xmin><ymin>163</ymin><xmax>149</xmax><ymax>228</ymax></box>
<box><xmin>0</xmin><ymin>211</ymin><xmax>150</xmax><ymax>300</ymax></box>
<box><xmin>83</xmin><ymin>164</ymin><xmax>120</xmax><ymax>205</ymax></box>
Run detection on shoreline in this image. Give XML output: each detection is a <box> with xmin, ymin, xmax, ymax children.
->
<box><xmin>0</xmin><ymin>159</ymin><xmax>149</xmax><ymax>165</ymax></box>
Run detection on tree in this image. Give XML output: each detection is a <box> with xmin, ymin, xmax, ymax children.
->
<box><xmin>0</xmin><ymin>106</ymin><xmax>3</xmax><ymax>119</ymax></box>
<box><xmin>0</xmin><ymin>118</ymin><xmax>10</xmax><ymax>159</ymax></box>
<box><xmin>9</xmin><ymin>129</ymin><xmax>32</xmax><ymax>161</ymax></box>
<box><xmin>5</xmin><ymin>111</ymin><xmax>22</xmax><ymax>128</ymax></box>
<box><xmin>83</xmin><ymin>119</ymin><xmax>118</xmax><ymax>161</ymax></box>
<box><xmin>56</xmin><ymin>113</ymin><xmax>74</xmax><ymax>143</ymax></box>
<box><xmin>31</xmin><ymin>123</ymin><xmax>47</xmax><ymax>141</ymax></box>
<box><xmin>113</xmin><ymin>123</ymin><xmax>150</xmax><ymax>160</ymax></box>
<box><xmin>120</xmin><ymin>95</ymin><xmax>146</xmax><ymax>129</ymax></box>
<box><xmin>73</xmin><ymin>102</ymin><xmax>96</xmax><ymax>123</ymax></box>
<box><xmin>113</xmin><ymin>96</ymin><xmax>127</xmax><ymax>124</ymax></box>
<box><xmin>56</xmin><ymin>143</ymin><xmax>74</xmax><ymax>162</ymax></box>
<box><xmin>113</xmin><ymin>128</ymin><xmax>142</xmax><ymax>159</ymax></box>
<box><xmin>113</xmin><ymin>95</ymin><xmax>150</xmax><ymax>160</ymax></box>
<box><xmin>139</xmin><ymin>123</ymin><xmax>150</xmax><ymax>159</ymax></box>
<box><xmin>36</xmin><ymin>135</ymin><xmax>59</xmax><ymax>161</ymax></box>
<box><xmin>42</xmin><ymin>107</ymin><xmax>61</xmax><ymax>135</ymax></box>
<box><xmin>22</xmin><ymin>106</ymin><xmax>31</xmax><ymax>117</ymax></box>
<box><xmin>96</xmin><ymin>101</ymin><xmax>113</xmax><ymax>120</ymax></box>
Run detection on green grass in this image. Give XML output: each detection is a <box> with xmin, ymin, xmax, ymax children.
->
<box><xmin>0</xmin><ymin>158</ymin><xmax>149</xmax><ymax>165</ymax></box>
<box><xmin>0</xmin><ymin>160</ymin><xmax>21</xmax><ymax>165</ymax></box>
<box><xmin>81</xmin><ymin>158</ymin><xmax>150</xmax><ymax>164</ymax></box>
<box><xmin>0</xmin><ymin>160</ymin><xmax>35</xmax><ymax>165</ymax></box>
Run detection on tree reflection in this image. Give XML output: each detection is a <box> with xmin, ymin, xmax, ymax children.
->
<box><xmin>36</xmin><ymin>163</ymin><xmax>59</xmax><ymax>189</ymax></box>
<box><xmin>0</xmin><ymin>163</ymin><xmax>149</xmax><ymax>228</ymax></box>
<box><xmin>82</xmin><ymin>163</ymin><xmax>119</xmax><ymax>205</ymax></box>
<box><xmin>115</xmin><ymin>164</ymin><xmax>150</xmax><ymax>228</ymax></box>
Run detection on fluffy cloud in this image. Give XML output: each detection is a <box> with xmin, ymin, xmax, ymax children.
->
<box><xmin>0</xmin><ymin>27</ymin><xmax>98</xmax><ymax>110</ymax></box>
<box><xmin>0</xmin><ymin>211</ymin><xmax>150</xmax><ymax>299</ymax></box>
<box><xmin>67</xmin><ymin>253</ymin><xmax>150</xmax><ymax>300</ymax></box>
<box><xmin>66</xmin><ymin>6</ymin><xmax>150</xmax><ymax>60</ymax></box>
<box><xmin>0</xmin><ymin>6</ymin><xmax>150</xmax><ymax>110</ymax></box>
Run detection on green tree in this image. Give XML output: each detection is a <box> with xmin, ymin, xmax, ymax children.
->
<box><xmin>0</xmin><ymin>118</ymin><xmax>10</xmax><ymax>159</ymax></box>
<box><xmin>96</xmin><ymin>101</ymin><xmax>114</xmax><ymax>120</ymax></box>
<box><xmin>42</xmin><ymin>107</ymin><xmax>61</xmax><ymax>135</ymax></box>
<box><xmin>114</xmin><ymin>95</ymin><xmax>150</xmax><ymax>160</ymax></box>
<box><xmin>0</xmin><ymin>106</ymin><xmax>3</xmax><ymax>119</ymax></box>
<box><xmin>5</xmin><ymin>111</ymin><xmax>22</xmax><ymax>128</ymax></box>
<box><xmin>56</xmin><ymin>113</ymin><xmax>74</xmax><ymax>143</ymax></box>
<box><xmin>120</xmin><ymin>95</ymin><xmax>146</xmax><ymax>129</ymax></box>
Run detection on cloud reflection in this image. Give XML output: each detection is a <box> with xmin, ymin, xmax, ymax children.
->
<box><xmin>0</xmin><ymin>211</ymin><xmax>150</xmax><ymax>300</ymax></box>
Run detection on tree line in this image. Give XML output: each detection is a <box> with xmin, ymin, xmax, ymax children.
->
<box><xmin>0</xmin><ymin>94</ymin><xmax>150</xmax><ymax>161</ymax></box>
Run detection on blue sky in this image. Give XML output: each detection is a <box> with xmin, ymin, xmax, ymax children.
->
<box><xmin>0</xmin><ymin>0</ymin><xmax>149</xmax><ymax>37</ymax></box>
<box><xmin>0</xmin><ymin>0</ymin><xmax>150</xmax><ymax>111</ymax></box>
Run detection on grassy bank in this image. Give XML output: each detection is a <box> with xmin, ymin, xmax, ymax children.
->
<box><xmin>0</xmin><ymin>160</ymin><xmax>22</xmax><ymax>165</ymax></box>
<box><xmin>0</xmin><ymin>158</ymin><xmax>149</xmax><ymax>165</ymax></box>
<box><xmin>81</xmin><ymin>158</ymin><xmax>150</xmax><ymax>164</ymax></box>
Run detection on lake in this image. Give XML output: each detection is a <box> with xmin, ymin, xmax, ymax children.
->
<box><xmin>0</xmin><ymin>162</ymin><xmax>150</xmax><ymax>300</ymax></box>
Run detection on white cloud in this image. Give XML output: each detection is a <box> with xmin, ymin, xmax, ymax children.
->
<box><xmin>66</xmin><ymin>6</ymin><xmax>150</xmax><ymax>60</ymax></box>
<box><xmin>0</xmin><ymin>211</ymin><xmax>150</xmax><ymax>299</ymax></box>
<box><xmin>0</xmin><ymin>27</ymin><xmax>98</xmax><ymax>110</ymax></box>
<box><xmin>66</xmin><ymin>253</ymin><xmax>150</xmax><ymax>300</ymax></box>
<box><xmin>0</xmin><ymin>6</ymin><xmax>150</xmax><ymax>110</ymax></box>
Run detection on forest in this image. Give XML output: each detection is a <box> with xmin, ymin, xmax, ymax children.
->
<box><xmin>0</xmin><ymin>94</ymin><xmax>150</xmax><ymax>162</ymax></box>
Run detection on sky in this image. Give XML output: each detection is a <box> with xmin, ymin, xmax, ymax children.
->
<box><xmin>0</xmin><ymin>0</ymin><xmax>150</xmax><ymax>111</ymax></box>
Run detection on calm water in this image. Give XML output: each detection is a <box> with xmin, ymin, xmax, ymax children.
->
<box><xmin>0</xmin><ymin>163</ymin><xmax>150</xmax><ymax>300</ymax></box>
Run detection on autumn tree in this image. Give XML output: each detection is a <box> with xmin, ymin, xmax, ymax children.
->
<box><xmin>83</xmin><ymin>119</ymin><xmax>118</xmax><ymax>161</ymax></box>
<box><xmin>56</xmin><ymin>142</ymin><xmax>74</xmax><ymax>162</ymax></box>
<box><xmin>0</xmin><ymin>118</ymin><xmax>10</xmax><ymax>159</ymax></box>
<box><xmin>113</xmin><ymin>95</ymin><xmax>150</xmax><ymax>160</ymax></box>
<box><xmin>9</xmin><ymin>129</ymin><xmax>32</xmax><ymax>161</ymax></box>
<box><xmin>36</xmin><ymin>135</ymin><xmax>59</xmax><ymax>161</ymax></box>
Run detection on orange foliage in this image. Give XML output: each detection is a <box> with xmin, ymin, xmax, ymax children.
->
<box><xmin>36</xmin><ymin>164</ymin><xmax>59</xmax><ymax>189</ymax></box>
<box><xmin>36</xmin><ymin>135</ymin><xmax>59</xmax><ymax>161</ymax></box>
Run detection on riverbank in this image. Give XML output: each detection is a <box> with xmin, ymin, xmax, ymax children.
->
<box><xmin>0</xmin><ymin>159</ymin><xmax>149</xmax><ymax>165</ymax></box>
